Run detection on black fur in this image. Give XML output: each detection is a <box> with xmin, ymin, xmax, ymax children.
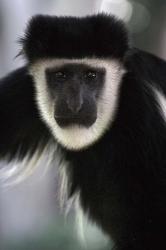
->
<box><xmin>21</xmin><ymin>14</ymin><xmax>128</xmax><ymax>63</ymax></box>
<box><xmin>0</xmin><ymin>67</ymin><xmax>51</xmax><ymax>160</ymax></box>
<box><xmin>1</xmin><ymin>14</ymin><xmax>166</xmax><ymax>250</ymax></box>
<box><xmin>65</xmin><ymin>48</ymin><xmax>166</xmax><ymax>249</ymax></box>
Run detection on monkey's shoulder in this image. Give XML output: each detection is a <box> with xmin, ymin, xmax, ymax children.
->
<box><xmin>0</xmin><ymin>66</ymin><xmax>51</xmax><ymax>161</ymax></box>
<box><xmin>125</xmin><ymin>48</ymin><xmax>166</xmax><ymax>91</ymax></box>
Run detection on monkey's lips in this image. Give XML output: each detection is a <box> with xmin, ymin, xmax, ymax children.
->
<box><xmin>54</xmin><ymin>114</ymin><xmax>97</xmax><ymax>128</ymax></box>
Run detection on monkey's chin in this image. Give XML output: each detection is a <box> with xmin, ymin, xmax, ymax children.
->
<box><xmin>52</xmin><ymin>122</ymin><xmax>102</xmax><ymax>151</ymax></box>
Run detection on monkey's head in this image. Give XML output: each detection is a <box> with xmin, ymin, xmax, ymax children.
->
<box><xmin>22</xmin><ymin>14</ymin><xmax>128</xmax><ymax>150</ymax></box>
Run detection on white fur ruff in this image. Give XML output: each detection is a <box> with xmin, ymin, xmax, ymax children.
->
<box><xmin>30</xmin><ymin>58</ymin><xmax>125</xmax><ymax>151</ymax></box>
<box><xmin>0</xmin><ymin>143</ymin><xmax>57</xmax><ymax>186</ymax></box>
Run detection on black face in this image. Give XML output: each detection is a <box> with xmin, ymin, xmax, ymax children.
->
<box><xmin>46</xmin><ymin>63</ymin><xmax>106</xmax><ymax>127</ymax></box>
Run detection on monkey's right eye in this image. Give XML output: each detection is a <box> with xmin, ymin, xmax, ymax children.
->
<box><xmin>54</xmin><ymin>71</ymin><xmax>67</xmax><ymax>80</ymax></box>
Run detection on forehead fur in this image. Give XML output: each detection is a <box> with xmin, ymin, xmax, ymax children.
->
<box><xmin>21</xmin><ymin>14</ymin><xmax>128</xmax><ymax>63</ymax></box>
<box><xmin>30</xmin><ymin>57</ymin><xmax>122</xmax><ymax>73</ymax></box>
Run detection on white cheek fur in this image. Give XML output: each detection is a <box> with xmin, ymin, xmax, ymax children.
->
<box><xmin>30</xmin><ymin>58</ymin><xmax>125</xmax><ymax>151</ymax></box>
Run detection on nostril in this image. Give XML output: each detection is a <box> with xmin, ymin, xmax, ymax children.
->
<box><xmin>74</xmin><ymin>104</ymin><xmax>82</xmax><ymax>113</ymax></box>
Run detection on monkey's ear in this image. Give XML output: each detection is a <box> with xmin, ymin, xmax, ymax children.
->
<box><xmin>20</xmin><ymin>14</ymin><xmax>129</xmax><ymax>64</ymax></box>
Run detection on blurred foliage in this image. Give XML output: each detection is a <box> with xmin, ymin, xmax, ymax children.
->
<box><xmin>128</xmin><ymin>0</ymin><xmax>166</xmax><ymax>56</ymax></box>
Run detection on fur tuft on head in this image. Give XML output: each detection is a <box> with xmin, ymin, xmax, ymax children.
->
<box><xmin>21</xmin><ymin>14</ymin><xmax>128</xmax><ymax>63</ymax></box>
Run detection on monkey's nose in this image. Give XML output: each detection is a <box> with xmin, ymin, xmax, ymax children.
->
<box><xmin>66</xmin><ymin>98</ymin><xmax>83</xmax><ymax>114</ymax></box>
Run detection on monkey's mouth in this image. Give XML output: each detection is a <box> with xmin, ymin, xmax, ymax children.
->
<box><xmin>54</xmin><ymin>114</ymin><xmax>97</xmax><ymax>128</ymax></box>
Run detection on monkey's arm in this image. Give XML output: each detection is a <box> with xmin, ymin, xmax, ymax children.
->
<box><xmin>0</xmin><ymin>67</ymin><xmax>51</xmax><ymax>161</ymax></box>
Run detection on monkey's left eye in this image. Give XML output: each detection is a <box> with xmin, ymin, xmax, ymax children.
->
<box><xmin>85</xmin><ymin>71</ymin><xmax>97</xmax><ymax>79</ymax></box>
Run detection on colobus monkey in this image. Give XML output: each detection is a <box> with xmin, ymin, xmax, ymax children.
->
<box><xmin>0</xmin><ymin>13</ymin><xmax>166</xmax><ymax>249</ymax></box>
